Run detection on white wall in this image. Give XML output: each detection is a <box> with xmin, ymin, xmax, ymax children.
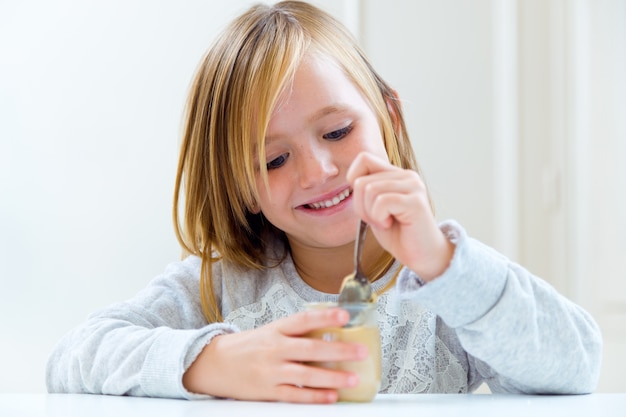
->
<box><xmin>362</xmin><ymin>0</ymin><xmax>501</xmax><ymax>249</ymax></box>
<box><xmin>1</xmin><ymin>0</ymin><xmax>624</xmax><ymax>394</ymax></box>
<box><xmin>516</xmin><ymin>0</ymin><xmax>626</xmax><ymax>392</ymax></box>
<box><xmin>365</xmin><ymin>0</ymin><xmax>626</xmax><ymax>392</ymax></box>
<box><xmin>577</xmin><ymin>0</ymin><xmax>626</xmax><ymax>393</ymax></box>
<box><xmin>0</xmin><ymin>0</ymin><xmax>262</xmax><ymax>393</ymax></box>
<box><xmin>0</xmin><ymin>0</ymin><xmax>356</xmax><ymax>394</ymax></box>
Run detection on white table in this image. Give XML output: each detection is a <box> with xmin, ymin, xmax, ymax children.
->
<box><xmin>1</xmin><ymin>393</ymin><xmax>625</xmax><ymax>417</ymax></box>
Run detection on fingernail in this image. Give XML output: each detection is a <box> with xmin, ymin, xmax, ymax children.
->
<box><xmin>336</xmin><ymin>309</ymin><xmax>350</xmax><ymax>323</ymax></box>
<box><xmin>328</xmin><ymin>391</ymin><xmax>339</xmax><ymax>402</ymax></box>
<box><xmin>357</xmin><ymin>344</ymin><xmax>368</xmax><ymax>359</ymax></box>
<box><xmin>347</xmin><ymin>374</ymin><xmax>359</xmax><ymax>387</ymax></box>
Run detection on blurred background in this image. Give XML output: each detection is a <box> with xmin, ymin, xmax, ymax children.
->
<box><xmin>1</xmin><ymin>0</ymin><xmax>624</xmax><ymax>393</ymax></box>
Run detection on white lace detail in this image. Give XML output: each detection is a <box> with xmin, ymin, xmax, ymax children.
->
<box><xmin>225</xmin><ymin>283</ymin><xmax>299</xmax><ymax>329</ymax></box>
<box><xmin>225</xmin><ymin>284</ymin><xmax>469</xmax><ymax>394</ymax></box>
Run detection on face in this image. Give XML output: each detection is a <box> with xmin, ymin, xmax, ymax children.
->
<box><xmin>254</xmin><ymin>54</ymin><xmax>389</xmax><ymax>249</ymax></box>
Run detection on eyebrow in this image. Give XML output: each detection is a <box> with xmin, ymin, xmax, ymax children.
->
<box><xmin>262</xmin><ymin>103</ymin><xmax>350</xmax><ymax>149</ymax></box>
<box><xmin>307</xmin><ymin>104</ymin><xmax>351</xmax><ymax>124</ymax></box>
<box><xmin>265</xmin><ymin>103</ymin><xmax>352</xmax><ymax>145</ymax></box>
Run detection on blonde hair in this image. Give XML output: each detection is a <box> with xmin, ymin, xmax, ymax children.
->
<box><xmin>173</xmin><ymin>1</ymin><xmax>422</xmax><ymax>322</ymax></box>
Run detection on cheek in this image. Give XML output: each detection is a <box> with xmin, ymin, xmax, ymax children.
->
<box><xmin>254</xmin><ymin>175</ymin><xmax>284</xmax><ymax>211</ymax></box>
<box><xmin>255</xmin><ymin>181</ymin><xmax>271</xmax><ymax>207</ymax></box>
<box><xmin>357</xmin><ymin>124</ymin><xmax>388</xmax><ymax>158</ymax></box>
<box><xmin>370</xmin><ymin>134</ymin><xmax>388</xmax><ymax>156</ymax></box>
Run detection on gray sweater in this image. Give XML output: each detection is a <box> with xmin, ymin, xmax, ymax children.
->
<box><xmin>46</xmin><ymin>220</ymin><xmax>602</xmax><ymax>399</ymax></box>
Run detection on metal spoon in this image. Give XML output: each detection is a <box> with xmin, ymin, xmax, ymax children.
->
<box><xmin>338</xmin><ymin>220</ymin><xmax>375</xmax><ymax>325</ymax></box>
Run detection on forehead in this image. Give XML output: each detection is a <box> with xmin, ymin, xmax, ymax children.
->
<box><xmin>266</xmin><ymin>54</ymin><xmax>370</xmax><ymax>136</ymax></box>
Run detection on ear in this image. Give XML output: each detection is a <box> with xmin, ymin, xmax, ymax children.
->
<box><xmin>385</xmin><ymin>88</ymin><xmax>402</xmax><ymax>135</ymax></box>
<box><xmin>249</xmin><ymin>201</ymin><xmax>261</xmax><ymax>214</ymax></box>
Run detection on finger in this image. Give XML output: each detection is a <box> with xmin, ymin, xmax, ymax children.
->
<box><xmin>275</xmin><ymin>384</ymin><xmax>339</xmax><ymax>404</ymax></box>
<box><xmin>353</xmin><ymin>173</ymin><xmax>425</xmax><ymax>227</ymax></box>
<box><xmin>359</xmin><ymin>172</ymin><xmax>420</xmax><ymax>208</ymax></box>
<box><xmin>274</xmin><ymin>307</ymin><xmax>350</xmax><ymax>336</ymax></box>
<box><xmin>278</xmin><ymin>362</ymin><xmax>359</xmax><ymax>390</ymax></box>
<box><xmin>367</xmin><ymin>188</ymin><xmax>430</xmax><ymax>228</ymax></box>
<box><xmin>280</xmin><ymin>335</ymin><xmax>368</xmax><ymax>363</ymax></box>
<box><xmin>346</xmin><ymin>152</ymin><xmax>395</xmax><ymax>183</ymax></box>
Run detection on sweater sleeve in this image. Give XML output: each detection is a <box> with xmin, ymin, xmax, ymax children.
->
<box><xmin>45</xmin><ymin>257</ymin><xmax>238</xmax><ymax>399</ymax></box>
<box><xmin>396</xmin><ymin>220</ymin><xmax>603</xmax><ymax>394</ymax></box>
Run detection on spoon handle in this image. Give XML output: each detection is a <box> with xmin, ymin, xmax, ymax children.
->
<box><xmin>354</xmin><ymin>220</ymin><xmax>368</xmax><ymax>283</ymax></box>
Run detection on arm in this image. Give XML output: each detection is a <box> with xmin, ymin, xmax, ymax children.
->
<box><xmin>347</xmin><ymin>152</ymin><xmax>602</xmax><ymax>394</ymax></box>
<box><xmin>181</xmin><ymin>308</ymin><xmax>365</xmax><ymax>403</ymax></box>
<box><xmin>397</xmin><ymin>220</ymin><xmax>603</xmax><ymax>394</ymax></box>
<box><xmin>46</xmin><ymin>257</ymin><xmax>367</xmax><ymax>402</ymax></box>
<box><xmin>46</xmin><ymin>257</ymin><xmax>237</xmax><ymax>399</ymax></box>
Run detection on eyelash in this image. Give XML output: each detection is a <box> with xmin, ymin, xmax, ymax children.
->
<box><xmin>265</xmin><ymin>124</ymin><xmax>354</xmax><ymax>170</ymax></box>
<box><xmin>323</xmin><ymin>124</ymin><xmax>353</xmax><ymax>141</ymax></box>
<box><xmin>267</xmin><ymin>154</ymin><xmax>287</xmax><ymax>170</ymax></box>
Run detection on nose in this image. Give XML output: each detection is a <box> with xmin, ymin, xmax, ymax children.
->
<box><xmin>297</xmin><ymin>141</ymin><xmax>339</xmax><ymax>189</ymax></box>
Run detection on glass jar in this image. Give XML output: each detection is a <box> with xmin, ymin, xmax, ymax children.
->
<box><xmin>304</xmin><ymin>302</ymin><xmax>381</xmax><ymax>402</ymax></box>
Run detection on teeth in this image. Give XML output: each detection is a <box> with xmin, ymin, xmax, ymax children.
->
<box><xmin>308</xmin><ymin>189</ymin><xmax>350</xmax><ymax>209</ymax></box>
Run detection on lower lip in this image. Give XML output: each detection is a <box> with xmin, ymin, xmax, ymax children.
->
<box><xmin>298</xmin><ymin>193</ymin><xmax>353</xmax><ymax>216</ymax></box>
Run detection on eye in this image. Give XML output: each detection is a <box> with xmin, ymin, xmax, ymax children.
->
<box><xmin>323</xmin><ymin>125</ymin><xmax>353</xmax><ymax>141</ymax></box>
<box><xmin>266</xmin><ymin>153</ymin><xmax>288</xmax><ymax>170</ymax></box>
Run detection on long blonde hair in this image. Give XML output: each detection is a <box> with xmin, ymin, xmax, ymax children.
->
<box><xmin>173</xmin><ymin>1</ymin><xmax>422</xmax><ymax>322</ymax></box>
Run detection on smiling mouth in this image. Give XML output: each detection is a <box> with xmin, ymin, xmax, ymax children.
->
<box><xmin>305</xmin><ymin>188</ymin><xmax>351</xmax><ymax>209</ymax></box>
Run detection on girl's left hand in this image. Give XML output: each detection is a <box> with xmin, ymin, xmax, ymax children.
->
<box><xmin>347</xmin><ymin>152</ymin><xmax>454</xmax><ymax>282</ymax></box>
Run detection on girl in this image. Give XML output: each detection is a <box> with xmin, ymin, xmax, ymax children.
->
<box><xmin>46</xmin><ymin>1</ymin><xmax>602</xmax><ymax>404</ymax></box>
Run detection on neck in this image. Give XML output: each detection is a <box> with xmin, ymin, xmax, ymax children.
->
<box><xmin>289</xmin><ymin>234</ymin><xmax>384</xmax><ymax>294</ymax></box>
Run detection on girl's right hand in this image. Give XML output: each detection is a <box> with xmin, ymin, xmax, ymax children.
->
<box><xmin>182</xmin><ymin>307</ymin><xmax>367</xmax><ymax>403</ymax></box>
